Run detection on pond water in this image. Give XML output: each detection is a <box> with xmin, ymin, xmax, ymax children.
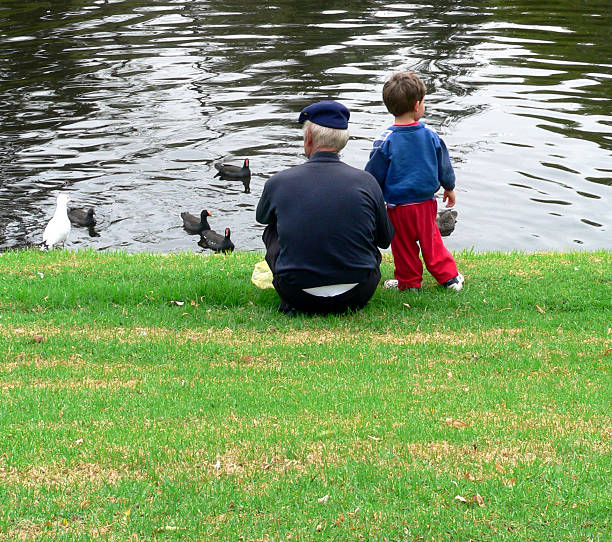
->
<box><xmin>1</xmin><ymin>0</ymin><xmax>610</xmax><ymax>253</ymax></box>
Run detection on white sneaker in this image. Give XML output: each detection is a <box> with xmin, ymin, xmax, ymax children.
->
<box><xmin>383</xmin><ymin>279</ymin><xmax>399</xmax><ymax>289</ymax></box>
<box><xmin>442</xmin><ymin>273</ymin><xmax>464</xmax><ymax>291</ymax></box>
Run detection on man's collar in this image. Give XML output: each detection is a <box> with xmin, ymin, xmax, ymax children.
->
<box><xmin>308</xmin><ymin>151</ymin><xmax>340</xmax><ymax>162</ymax></box>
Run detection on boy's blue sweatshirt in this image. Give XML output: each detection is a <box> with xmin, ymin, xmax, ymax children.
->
<box><xmin>365</xmin><ymin>123</ymin><xmax>455</xmax><ymax>205</ymax></box>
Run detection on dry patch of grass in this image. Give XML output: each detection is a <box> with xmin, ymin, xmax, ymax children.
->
<box><xmin>146</xmin><ymin>407</ymin><xmax>599</xmax><ymax>476</ymax></box>
<box><xmin>5</xmin><ymin>376</ymin><xmax>141</xmax><ymax>392</ymax></box>
<box><xmin>169</xmin><ymin>408</ymin><xmax>609</xmax><ymax>475</ymax></box>
<box><xmin>161</xmin><ymin>438</ymin><xmax>563</xmax><ymax>487</ymax></box>
<box><xmin>505</xmin><ymin>412</ymin><xmax>611</xmax><ymax>438</ymax></box>
<box><xmin>1</xmin><ymin>324</ymin><xmax>528</xmax><ymax>348</ymax></box>
<box><xmin>0</xmin><ymin>352</ymin><xmax>90</xmax><ymax>373</ymax></box>
<box><xmin>1</xmin><ymin>371</ymin><xmax>140</xmax><ymax>392</ymax></box>
<box><xmin>0</xmin><ymin>519</ymin><xmax>47</xmax><ymax>541</ymax></box>
<box><xmin>0</xmin><ymin>460</ymin><xmax>147</xmax><ymax>490</ymax></box>
<box><xmin>0</xmin><ymin>517</ymin><xmax>114</xmax><ymax>541</ymax></box>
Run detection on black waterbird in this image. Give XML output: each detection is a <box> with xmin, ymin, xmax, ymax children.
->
<box><xmin>180</xmin><ymin>209</ymin><xmax>212</xmax><ymax>234</ymax></box>
<box><xmin>68</xmin><ymin>207</ymin><xmax>96</xmax><ymax>227</ymax></box>
<box><xmin>436</xmin><ymin>209</ymin><xmax>458</xmax><ymax>237</ymax></box>
<box><xmin>213</xmin><ymin>158</ymin><xmax>251</xmax><ymax>193</ymax></box>
<box><xmin>198</xmin><ymin>227</ymin><xmax>235</xmax><ymax>253</ymax></box>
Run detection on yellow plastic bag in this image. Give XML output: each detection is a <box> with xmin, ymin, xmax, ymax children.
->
<box><xmin>251</xmin><ymin>260</ymin><xmax>274</xmax><ymax>289</ymax></box>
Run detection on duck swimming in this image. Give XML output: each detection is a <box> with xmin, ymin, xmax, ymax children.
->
<box><xmin>68</xmin><ymin>207</ymin><xmax>96</xmax><ymax>227</ymax></box>
<box><xmin>213</xmin><ymin>159</ymin><xmax>251</xmax><ymax>193</ymax></box>
<box><xmin>180</xmin><ymin>209</ymin><xmax>212</xmax><ymax>234</ymax></box>
<box><xmin>436</xmin><ymin>209</ymin><xmax>458</xmax><ymax>237</ymax></box>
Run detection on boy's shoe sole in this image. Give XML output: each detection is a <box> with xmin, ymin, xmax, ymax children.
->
<box><xmin>442</xmin><ymin>273</ymin><xmax>464</xmax><ymax>291</ymax></box>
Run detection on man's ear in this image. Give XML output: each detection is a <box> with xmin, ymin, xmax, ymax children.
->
<box><xmin>303</xmin><ymin>127</ymin><xmax>314</xmax><ymax>157</ymax></box>
<box><xmin>304</xmin><ymin>127</ymin><xmax>313</xmax><ymax>145</ymax></box>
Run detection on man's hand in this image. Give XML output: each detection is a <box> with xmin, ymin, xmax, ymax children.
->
<box><xmin>443</xmin><ymin>189</ymin><xmax>456</xmax><ymax>208</ymax></box>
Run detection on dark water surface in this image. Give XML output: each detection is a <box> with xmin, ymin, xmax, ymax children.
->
<box><xmin>1</xmin><ymin>0</ymin><xmax>610</xmax><ymax>253</ymax></box>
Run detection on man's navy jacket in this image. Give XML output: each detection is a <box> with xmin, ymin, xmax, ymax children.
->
<box><xmin>256</xmin><ymin>151</ymin><xmax>394</xmax><ymax>289</ymax></box>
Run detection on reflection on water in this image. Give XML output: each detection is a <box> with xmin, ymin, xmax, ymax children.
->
<box><xmin>0</xmin><ymin>0</ymin><xmax>610</xmax><ymax>252</ymax></box>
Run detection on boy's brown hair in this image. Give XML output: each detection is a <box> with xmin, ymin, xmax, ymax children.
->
<box><xmin>382</xmin><ymin>72</ymin><xmax>426</xmax><ymax>117</ymax></box>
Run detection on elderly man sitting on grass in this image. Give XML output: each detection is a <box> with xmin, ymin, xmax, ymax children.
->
<box><xmin>256</xmin><ymin>100</ymin><xmax>394</xmax><ymax>315</ymax></box>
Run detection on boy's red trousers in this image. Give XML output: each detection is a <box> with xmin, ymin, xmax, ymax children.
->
<box><xmin>387</xmin><ymin>199</ymin><xmax>458</xmax><ymax>289</ymax></box>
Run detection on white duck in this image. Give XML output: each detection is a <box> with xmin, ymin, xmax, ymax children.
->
<box><xmin>42</xmin><ymin>193</ymin><xmax>71</xmax><ymax>249</ymax></box>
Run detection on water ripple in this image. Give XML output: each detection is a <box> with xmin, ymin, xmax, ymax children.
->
<box><xmin>0</xmin><ymin>0</ymin><xmax>610</xmax><ymax>251</ymax></box>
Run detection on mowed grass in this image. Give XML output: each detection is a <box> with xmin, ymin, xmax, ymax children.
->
<box><xmin>0</xmin><ymin>249</ymin><xmax>610</xmax><ymax>541</ymax></box>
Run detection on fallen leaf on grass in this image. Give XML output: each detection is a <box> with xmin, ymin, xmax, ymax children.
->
<box><xmin>445</xmin><ymin>418</ymin><xmax>469</xmax><ymax>429</ymax></box>
<box><xmin>535</xmin><ymin>304</ymin><xmax>546</xmax><ymax>314</ymax></box>
<box><xmin>455</xmin><ymin>494</ymin><xmax>485</xmax><ymax>507</ymax></box>
<box><xmin>32</xmin><ymin>334</ymin><xmax>44</xmax><ymax>343</ymax></box>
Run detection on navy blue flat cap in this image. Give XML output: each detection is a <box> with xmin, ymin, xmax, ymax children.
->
<box><xmin>298</xmin><ymin>100</ymin><xmax>350</xmax><ymax>129</ymax></box>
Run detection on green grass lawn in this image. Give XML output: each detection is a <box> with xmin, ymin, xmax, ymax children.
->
<box><xmin>0</xmin><ymin>249</ymin><xmax>610</xmax><ymax>541</ymax></box>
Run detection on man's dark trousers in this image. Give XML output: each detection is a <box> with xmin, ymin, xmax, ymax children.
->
<box><xmin>262</xmin><ymin>225</ymin><xmax>381</xmax><ymax>315</ymax></box>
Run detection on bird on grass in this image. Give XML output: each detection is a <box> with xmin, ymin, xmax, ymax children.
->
<box><xmin>214</xmin><ymin>158</ymin><xmax>251</xmax><ymax>193</ymax></box>
<box><xmin>180</xmin><ymin>209</ymin><xmax>212</xmax><ymax>234</ymax></box>
<box><xmin>198</xmin><ymin>227</ymin><xmax>235</xmax><ymax>253</ymax></box>
<box><xmin>436</xmin><ymin>209</ymin><xmax>458</xmax><ymax>237</ymax></box>
<box><xmin>68</xmin><ymin>207</ymin><xmax>96</xmax><ymax>227</ymax></box>
<box><xmin>42</xmin><ymin>193</ymin><xmax>71</xmax><ymax>249</ymax></box>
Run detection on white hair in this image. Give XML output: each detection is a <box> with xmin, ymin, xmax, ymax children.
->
<box><xmin>303</xmin><ymin>120</ymin><xmax>349</xmax><ymax>152</ymax></box>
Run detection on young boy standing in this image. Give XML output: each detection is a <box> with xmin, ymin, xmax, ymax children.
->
<box><xmin>365</xmin><ymin>72</ymin><xmax>464</xmax><ymax>291</ymax></box>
